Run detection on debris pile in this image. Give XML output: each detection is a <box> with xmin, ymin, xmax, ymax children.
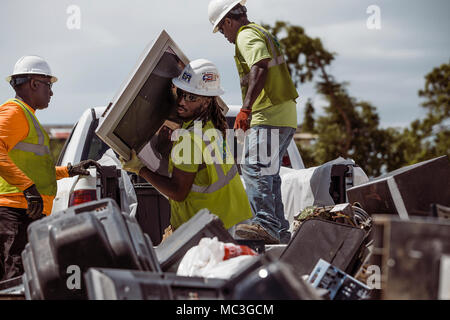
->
<box><xmin>0</xmin><ymin>156</ymin><xmax>448</xmax><ymax>300</ymax></box>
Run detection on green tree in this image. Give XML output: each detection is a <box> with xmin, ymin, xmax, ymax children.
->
<box><xmin>419</xmin><ymin>61</ymin><xmax>450</xmax><ymax>123</ymax></box>
<box><xmin>297</xmin><ymin>98</ymin><xmax>319</xmax><ymax>168</ymax></box>
<box><xmin>264</xmin><ymin>21</ymin><xmax>449</xmax><ymax>176</ymax></box>
<box><xmin>301</xmin><ymin>98</ymin><xmax>316</xmax><ymax>133</ymax></box>
<box><xmin>416</xmin><ymin>61</ymin><xmax>450</xmax><ymax>158</ymax></box>
<box><xmin>382</xmin><ymin>61</ymin><xmax>450</xmax><ymax>172</ymax></box>
<box><xmin>264</xmin><ymin>21</ymin><xmax>389</xmax><ymax>176</ymax></box>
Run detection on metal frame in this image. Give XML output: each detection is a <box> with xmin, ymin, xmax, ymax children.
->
<box><xmin>96</xmin><ymin>29</ymin><xmax>228</xmax><ymax>160</ymax></box>
<box><xmin>96</xmin><ymin>30</ymin><xmax>188</xmax><ymax>160</ymax></box>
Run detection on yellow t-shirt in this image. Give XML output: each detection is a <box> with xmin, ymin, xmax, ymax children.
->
<box><xmin>236</xmin><ymin>28</ymin><xmax>298</xmax><ymax>129</ymax></box>
<box><xmin>168</xmin><ymin>120</ymin><xmax>252</xmax><ymax>229</ymax></box>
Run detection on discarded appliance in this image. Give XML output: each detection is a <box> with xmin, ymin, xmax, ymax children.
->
<box><xmin>293</xmin><ymin>203</ymin><xmax>372</xmax><ymax>233</ymax></box>
<box><xmin>220</xmin><ymin>252</ymin><xmax>275</xmax><ymax>298</ymax></box>
<box><xmin>231</xmin><ymin>261</ymin><xmax>322</xmax><ymax>300</ymax></box>
<box><xmin>235</xmin><ymin>239</ymin><xmax>266</xmax><ymax>254</ymax></box>
<box><xmin>431</xmin><ymin>203</ymin><xmax>450</xmax><ymax>220</ymax></box>
<box><xmin>371</xmin><ymin>215</ymin><xmax>450</xmax><ymax>300</ymax></box>
<box><xmin>347</xmin><ymin>155</ymin><xmax>450</xmax><ymax>219</ymax></box>
<box><xmin>264</xmin><ymin>244</ymin><xmax>287</xmax><ymax>259</ymax></box>
<box><xmin>0</xmin><ymin>276</ymin><xmax>25</xmax><ymax>298</ymax></box>
<box><xmin>308</xmin><ymin>259</ymin><xmax>371</xmax><ymax>300</ymax></box>
<box><xmin>281</xmin><ymin>157</ymin><xmax>370</xmax><ymax>233</ymax></box>
<box><xmin>155</xmin><ymin>209</ymin><xmax>236</xmax><ymax>272</ymax></box>
<box><xmin>95</xmin><ymin>29</ymin><xmax>228</xmax><ymax>164</ymax></box>
<box><xmin>132</xmin><ymin>179</ymin><xmax>171</xmax><ymax>246</ymax></box>
<box><xmin>280</xmin><ymin>218</ymin><xmax>370</xmax><ymax>278</ymax></box>
<box><xmin>84</xmin><ymin>268</ymin><xmax>226</xmax><ymax>300</ymax></box>
<box><xmin>22</xmin><ymin>199</ymin><xmax>160</xmax><ymax>300</ymax></box>
<box><xmin>98</xmin><ymin>165</ymin><xmax>122</xmax><ymax>208</ymax></box>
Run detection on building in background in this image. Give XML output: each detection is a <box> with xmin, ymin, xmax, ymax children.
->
<box><xmin>43</xmin><ymin>125</ymin><xmax>73</xmax><ymax>162</ymax></box>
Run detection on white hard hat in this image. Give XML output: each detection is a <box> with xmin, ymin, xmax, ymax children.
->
<box><xmin>172</xmin><ymin>59</ymin><xmax>225</xmax><ymax>97</ymax></box>
<box><xmin>208</xmin><ymin>0</ymin><xmax>247</xmax><ymax>33</ymax></box>
<box><xmin>6</xmin><ymin>55</ymin><xmax>58</xmax><ymax>83</ymax></box>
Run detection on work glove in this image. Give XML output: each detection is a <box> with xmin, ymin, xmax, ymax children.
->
<box><xmin>23</xmin><ymin>184</ymin><xmax>44</xmax><ymax>220</ymax></box>
<box><xmin>233</xmin><ymin>108</ymin><xmax>252</xmax><ymax>132</ymax></box>
<box><xmin>67</xmin><ymin>159</ymin><xmax>102</xmax><ymax>177</ymax></box>
<box><xmin>120</xmin><ymin>150</ymin><xmax>145</xmax><ymax>175</ymax></box>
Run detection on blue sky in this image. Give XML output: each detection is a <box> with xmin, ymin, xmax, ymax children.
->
<box><xmin>0</xmin><ymin>0</ymin><xmax>449</xmax><ymax>128</ymax></box>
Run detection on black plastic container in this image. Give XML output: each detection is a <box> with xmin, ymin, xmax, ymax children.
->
<box><xmin>155</xmin><ymin>209</ymin><xmax>236</xmax><ymax>272</ymax></box>
<box><xmin>85</xmin><ymin>268</ymin><xmax>226</xmax><ymax>300</ymax></box>
<box><xmin>22</xmin><ymin>199</ymin><xmax>161</xmax><ymax>300</ymax></box>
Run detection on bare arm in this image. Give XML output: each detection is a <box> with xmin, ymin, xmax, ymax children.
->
<box><xmin>242</xmin><ymin>58</ymin><xmax>270</xmax><ymax>110</ymax></box>
<box><xmin>139</xmin><ymin>166</ymin><xmax>196</xmax><ymax>202</ymax></box>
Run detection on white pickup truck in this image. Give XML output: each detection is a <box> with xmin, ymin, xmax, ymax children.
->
<box><xmin>53</xmin><ymin>105</ymin><xmax>309</xmax><ymax>244</ymax></box>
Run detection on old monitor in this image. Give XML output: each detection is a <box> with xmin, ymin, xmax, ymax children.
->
<box><xmin>96</xmin><ymin>30</ymin><xmax>229</xmax><ymax>166</ymax></box>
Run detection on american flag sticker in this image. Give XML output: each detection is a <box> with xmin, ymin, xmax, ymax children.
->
<box><xmin>182</xmin><ymin>72</ymin><xmax>192</xmax><ymax>83</ymax></box>
<box><xmin>202</xmin><ymin>72</ymin><xmax>218</xmax><ymax>83</ymax></box>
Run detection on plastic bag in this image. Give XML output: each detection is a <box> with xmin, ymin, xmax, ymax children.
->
<box><xmin>177</xmin><ymin>237</ymin><xmax>258</xmax><ymax>279</ymax></box>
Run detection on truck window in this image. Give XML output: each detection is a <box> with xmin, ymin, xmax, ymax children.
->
<box><xmin>86</xmin><ymin>133</ymin><xmax>111</xmax><ymax>162</ymax></box>
<box><xmin>56</xmin><ymin>123</ymin><xmax>77</xmax><ymax>166</ymax></box>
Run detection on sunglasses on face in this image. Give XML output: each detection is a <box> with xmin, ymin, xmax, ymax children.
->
<box><xmin>34</xmin><ymin>79</ymin><xmax>53</xmax><ymax>89</ymax></box>
<box><xmin>176</xmin><ymin>89</ymin><xmax>200</xmax><ymax>102</ymax></box>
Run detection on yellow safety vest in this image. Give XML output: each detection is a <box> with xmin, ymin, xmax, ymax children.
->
<box><xmin>169</xmin><ymin>120</ymin><xmax>252</xmax><ymax>230</ymax></box>
<box><xmin>0</xmin><ymin>99</ymin><xmax>57</xmax><ymax>196</ymax></box>
<box><xmin>234</xmin><ymin>23</ymin><xmax>299</xmax><ymax>112</ymax></box>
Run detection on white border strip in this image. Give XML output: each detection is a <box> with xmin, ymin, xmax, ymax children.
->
<box><xmin>387</xmin><ymin>177</ymin><xmax>409</xmax><ymax>220</ymax></box>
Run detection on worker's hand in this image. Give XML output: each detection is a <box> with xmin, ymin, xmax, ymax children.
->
<box><xmin>68</xmin><ymin>160</ymin><xmax>102</xmax><ymax>177</ymax></box>
<box><xmin>156</xmin><ymin>125</ymin><xmax>174</xmax><ymax>157</ymax></box>
<box><xmin>120</xmin><ymin>150</ymin><xmax>145</xmax><ymax>175</ymax></box>
<box><xmin>233</xmin><ymin>108</ymin><xmax>252</xmax><ymax>132</ymax></box>
<box><xmin>23</xmin><ymin>184</ymin><xmax>44</xmax><ymax>220</ymax></box>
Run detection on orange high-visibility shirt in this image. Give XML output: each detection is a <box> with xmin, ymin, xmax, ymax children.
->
<box><xmin>0</xmin><ymin>99</ymin><xmax>69</xmax><ymax>215</ymax></box>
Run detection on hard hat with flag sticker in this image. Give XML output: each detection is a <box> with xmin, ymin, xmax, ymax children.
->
<box><xmin>6</xmin><ymin>55</ymin><xmax>58</xmax><ymax>84</ymax></box>
<box><xmin>172</xmin><ymin>59</ymin><xmax>225</xmax><ymax>97</ymax></box>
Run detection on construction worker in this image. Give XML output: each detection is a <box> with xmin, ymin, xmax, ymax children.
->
<box><xmin>121</xmin><ymin>59</ymin><xmax>252</xmax><ymax>232</ymax></box>
<box><xmin>0</xmin><ymin>55</ymin><xmax>100</xmax><ymax>280</ymax></box>
<box><xmin>208</xmin><ymin>0</ymin><xmax>299</xmax><ymax>244</ymax></box>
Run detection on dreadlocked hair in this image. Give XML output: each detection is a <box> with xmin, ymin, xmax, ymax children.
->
<box><xmin>198</xmin><ymin>97</ymin><xmax>229</xmax><ymax>138</ymax></box>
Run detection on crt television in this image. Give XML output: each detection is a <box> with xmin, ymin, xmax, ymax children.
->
<box><xmin>96</xmin><ymin>29</ymin><xmax>229</xmax><ymax>164</ymax></box>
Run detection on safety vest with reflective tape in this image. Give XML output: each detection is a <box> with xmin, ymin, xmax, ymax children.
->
<box><xmin>234</xmin><ymin>23</ymin><xmax>299</xmax><ymax>112</ymax></box>
<box><xmin>0</xmin><ymin>99</ymin><xmax>57</xmax><ymax>196</ymax></box>
<box><xmin>168</xmin><ymin>120</ymin><xmax>252</xmax><ymax>230</ymax></box>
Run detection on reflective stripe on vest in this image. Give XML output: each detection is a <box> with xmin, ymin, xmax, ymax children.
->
<box><xmin>234</xmin><ymin>24</ymin><xmax>299</xmax><ymax>112</ymax></box>
<box><xmin>191</xmin><ymin>163</ymin><xmax>238</xmax><ymax>194</ymax></box>
<box><xmin>12</xmin><ymin>99</ymin><xmax>50</xmax><ymax>156</ymax></box>
<box><xmin>0</xmin><ymin>99</ymin><xmax>56</xmax><ymax>197</ymax></box>
<box><xmin>185</xmin><ymin>125</ymin><xmax>238</xmax><ymax>194</ymax></box>
<box><xmin>243</xmin><ymin>24</ymin><xmax>285</xmax><ymax>70</ymax></box>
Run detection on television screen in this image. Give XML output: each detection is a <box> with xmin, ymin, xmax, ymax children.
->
<box><xmin>112</xmin><ymin>49</ymin><xmax>184</xmax><ymax>153</ymax></box>
<box><xmin>96</xmin><ymin>30</ymin><xmax>229</xmax><ymax>174</ymax></box>
<box><xmin>96</xmin><ymin>30</ymin><xmax>189</xmax><ymax>162</ymax></box>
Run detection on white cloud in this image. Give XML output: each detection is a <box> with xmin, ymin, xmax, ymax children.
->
<box><xmin>0</xmin><ymin>0</ymin><xmax>448</xmax><ymax>130</ymax></box>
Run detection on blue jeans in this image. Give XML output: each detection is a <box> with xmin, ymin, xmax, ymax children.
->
<box><xmin>241</xmin><ymin>125</ymin><xmax>296</xmax><ymax>242</ymax></box>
